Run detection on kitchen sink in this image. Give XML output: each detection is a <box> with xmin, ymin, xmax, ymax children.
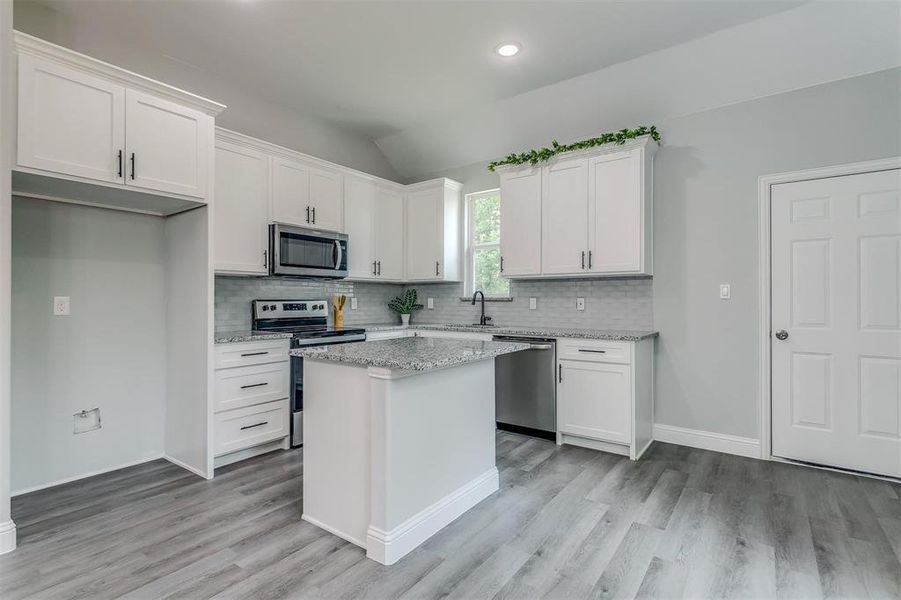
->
<box><xmin>468</xmin><ymin>323</ymin><xmax>496</xmax><ymax>327</ymax></box>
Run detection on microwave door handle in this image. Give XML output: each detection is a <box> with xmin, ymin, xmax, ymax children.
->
<box><xmin>334</xmin><ymin>240</ymin><xmax>343</xmax><ymax>270</ymax></box>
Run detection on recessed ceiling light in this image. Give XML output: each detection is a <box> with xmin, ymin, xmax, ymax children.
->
<box><xmin>495</xmin><ymin>42</ymin><xmax>521</xmax><ymax>57</ymax></box>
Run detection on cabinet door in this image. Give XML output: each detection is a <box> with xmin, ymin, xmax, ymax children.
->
<box><xmin>405</xmin><ymin>189</ymin><xmax>443</xmax><ymax>280</ymax></box>
<box><xmin>214</xmin><ymin>141</ymin><xmax>269</xmax><ymax>274</ymax></box>
<box><xmin>271</xmin><ymin>156</ymin><xmax>311</xmax><ymax>226</ymax></box>
<box><xmin>589</xmin><ymin>150</ymin><xmax>642</xmax><ymax>273</ymax></box>
<box><xmin>124</xmin><ymin>89</ymin><xmax>210</xmax><ymax>199</ymax></box>
<box><xmin>375</xmin><ymin>188</ymin><xmax>405</xmax><ymax>279</ymax></box>
<box><xmin>309</xmin><ymin>167</ymin><xmax>343</xmax><ymax>232</ymax></box>
<box><xmin>343</xmin><ymin>176</ymin><xmax>377</xmax><ymax>278</ymax></box>
<box><xmin>558</xmin><ymin>360</ymin><xmax>631</xmax><ymax>444</ymax></box>
<box><xmin>541</xmin><ymin>158</ymin><xmax>589</xmax><ymax>274</ymax></box>
<box><xmin>499</xmin><ymin>167</ymin><xmax>542</xmax><ymax>276</ymax></box>
<box><xmin>17</xmin><ymin>54</ymin><xmax>125</xmax><ymax>184</ymax></box>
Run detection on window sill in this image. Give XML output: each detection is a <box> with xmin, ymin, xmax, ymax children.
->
<box><xmin>459</xmin><ymin>296</ymin><xmax>513</xmax><ymax>302</ymax></box>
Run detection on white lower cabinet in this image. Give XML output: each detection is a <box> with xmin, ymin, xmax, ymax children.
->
<box><xmin>213</xmin><ymin>340</ymin><xmax>291</xmax><ymax>466</ymax></box>
<box><xmin>556</xmin><ymin>337</ymin><xmax>654</xmax><ymax>459</ymax></box>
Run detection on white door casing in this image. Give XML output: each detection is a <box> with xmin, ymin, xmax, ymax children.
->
<box><xmin>18</xmin><ymin>54</ymin><xmax>125</xmax><ymax>184</ymax></box>
<box><xmin>771</xmin><ymin>168</ymin><xmax>901</xmax><ymax>478</ymax></box>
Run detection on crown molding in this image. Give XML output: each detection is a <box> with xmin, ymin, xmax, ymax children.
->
<box><xmin>13</xmin><ymin>31</ymin><xmax>226</xmax><ymax>116</ymax></box>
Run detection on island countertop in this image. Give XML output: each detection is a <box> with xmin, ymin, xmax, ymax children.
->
<box><xmin>293</xmin><ymin>336</ymin><xmax>528</xmax><ymax>371</ymax></box>
<box><xmin>357</xmin><ymin>323</ymin><xmax>658</xmax><ymax>342</ymax></box>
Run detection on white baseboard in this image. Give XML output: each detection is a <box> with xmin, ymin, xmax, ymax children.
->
<box><xmin>366</xmin><ymin>467</ymin><xmax>499</xmax><ymax>565</ymax></box>
<box><xmin>0</xmin><ymin>520</ymin><xmax>16</xmax><ymax>555</ymax></box>
<box><xmin>559</xmin><ymin>433</ymin><xmax>630</xmax><ymax>457</ymax></box>
<box><xmin>212</xmin><ymin>437</ymin><xmax>288</xmax><ymax>471</ymax></box>
<box><xmin>164</xmin><ymin>454</ymin><xmax>211</xmax><ymax>480</ymax></box>
<box><xmin>653</xmin><ymin>424</ymin><xmax>761</xmax><ymax>459</ymax></box>
<box><xmin>302</xmin><ymin>513</ymin><xmax>367</xmax><ymax>548</ymax></box>
<box><xmin>12</xmin><ymin>454</ymin><xmax>165</xmax><ymax>496</ymax></box>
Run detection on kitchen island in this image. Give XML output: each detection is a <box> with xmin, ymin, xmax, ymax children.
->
<box><xmin>293</xmin><ymin>336</ymin><xmax>527</xmax><ymax>565</ymax></box>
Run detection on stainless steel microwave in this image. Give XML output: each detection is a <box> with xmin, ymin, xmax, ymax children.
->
<box><xmin>269</xmin><ymin>224</ymin><xmax>348</xmax><ymax>278</ymax></box>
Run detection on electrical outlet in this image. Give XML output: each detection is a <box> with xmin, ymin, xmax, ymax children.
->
<box><xmin>719</xmin><ymin>284</ymin><xmax>731</xmax><ymax>300</ymax></box>
<box><xmin>529</xmin><ymin>297</ymin><xmax>537</xmax><ymax>310</ymax></box>
<box><xmin>576</xmin><ymin>297</ymin><xmax>585</xmax><ymax>311</ymax></box>
<box><xmin>427</xmin><ymin>298</ymin><xmax>434</xmax><ymax>309</ymax></box>
<box><xmin>350</xmin><ymin>297</ymin><xmax>358</xmax><ymax>310</ymax></box>
<box><xmin>53</xmin><ymin>296</ymin><xmax>70</xmax><ymax>316</ymax></box>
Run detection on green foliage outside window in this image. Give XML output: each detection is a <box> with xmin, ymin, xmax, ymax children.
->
<box><xmin>470</xmin><ymin>193</ymin><xmax>509</xmax><ymax>297</ymax></box>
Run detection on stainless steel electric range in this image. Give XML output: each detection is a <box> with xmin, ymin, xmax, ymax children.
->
<box><xmin>252</xmin><ymin>299</ymin><xmax>365</xmax><ymax>447</ymax></box>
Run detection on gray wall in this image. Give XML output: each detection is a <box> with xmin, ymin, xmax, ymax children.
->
<box><xmin>406</xmin><ymin>279</ymin><xmax>652</xmax><ymax>331</ymax></box>
<box><xmin>424</xmin><ymin>68</ymin><xmax>901</xmax><ymax>440</ymax></box>
<box><xmin>11</xmin><ymin>199</ymin><xmax>167</xmax><ymax>492</ymax></box>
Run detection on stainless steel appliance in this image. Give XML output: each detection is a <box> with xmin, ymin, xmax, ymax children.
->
<box><xmin>269</xmin><ymin>224</ymin><xmax>348</xmax><ymax>279</ymax></box>
<box><xmin>252</xmin><ymin>299</ymin><xmax>365</xmax><ymax>447</ymax></box>
<box><xmin>493</xmin><ymin>335</ymin><xmax>556</xmax><ymax>439</ymax></box>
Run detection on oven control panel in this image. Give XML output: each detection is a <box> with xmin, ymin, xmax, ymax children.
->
<box><xmin>252</xmin><ymin>299</ymin><xmax>328</xmax><ymax>319</ymax></box>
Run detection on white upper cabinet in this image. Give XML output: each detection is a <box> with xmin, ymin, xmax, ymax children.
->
<box><xmin>495</xmin><ymin>136</ymin><xmax>655</xmax><ymax>278</ymax></box>
<box><xmin>498</xmin><ymin>167</ymin><xmax>542</xmax><ymax>277</ymax></box>
<box><xmin>541</xmin><ymin>157</ymin><xmax>589</xmax><ymax>274</ymax></box>
<box><xmin>309</xmin><ymin>167</ymin><xmax>343</xmax><ymax>232</ymax></box>
<box><xmin>405</xmin><ymin>179</ymin><xmax>461</xmax><ymax>282</ymax></box>
<box><xmin>588</xmin><ymin>149</ymin><xmax>645</xmax><ymax>274</ymax></box>
<box><xmin>214</xmin><ymin>137</ymin><xmax>269</xmax><ymax>275</ymax></box>
<box><xmin>17</xmin><ymin>54</ymin><xmax>125</xmax><ymax>184</ymax></box>
<box><xmin>13</xmin><ymin>33</ymin><xmax>223</xmax><ymax>213</ymax></box>
<box><xmin>344</xmin><ymin>176</ymin><xmax>378</xmax><ymax>278</ymax></box>
<box><xmin>270</xmin><ymin>156</ymin><xmax>311</xmax><ymax>227</ymax></box>
<box><xmin>271</xmin><ymin>158</ymin><xmax>343</xmax><ymax>232</ymax></box>
<box><xmin>375</xmin><ymin>188</ymin><xmax>404</xmax><ymax>280</ymax></box>
<box><xmin>124</xmin><ymin>89</ymin><xmax>211</xmax><ymax>199</ymax></box>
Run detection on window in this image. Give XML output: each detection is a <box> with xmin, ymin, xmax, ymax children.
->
<box><xmin>466</xmin><ymin>189</ymin><xmax>510</xmax><ymax>297</ymax></box>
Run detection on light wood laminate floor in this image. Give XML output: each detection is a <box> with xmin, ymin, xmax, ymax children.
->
<box><xmin>2</xmin><ymin>432</ymin><xmax>900</xmax><ymax>599</ymax></box>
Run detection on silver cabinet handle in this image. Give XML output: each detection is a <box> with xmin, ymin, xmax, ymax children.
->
<box><xmin>306</xmin><ymin>206</ymin><xmax>310</xmax><ymax>223</ymax></box>
<box><xmin>436</xmin><ymin>261</ymin><xmax>440</xmax><ymax>276</ymax></box>
<box><xmin>240</xmin><ymin>382</ymin><xmax>269</xmax><ymax>390</ymax></box>
<box><xmin>240</xmin><ymin>351</ymin><xmax>269</xmax><ymax>357</ymax></box>
<box><xmin>500</xmin><ymin>256</ymin><xmax>504</xmax><ymax>273</ymax></box>
<box><xmin>578</xmin><ymin>348</ymin><xmax>607</xmax><ymax>354</ymax></box>
<box><xmin>312</xmin><ymin>206</ymin><xmax>316</xmax><ymax>224</ymax></box>
<box><xmin>558</xmin><ymin>364</ymin><xmax>563</xmax><ymax>383</ymax></box>
<box><xmin>263</xmin><ymin>250</ymin><xmax>267</xmax><ymax>269</ymax></box>
<box><xmin>775</xmin><ymin>330</ymin><xmax>789</xmax><ymax>340</ymax></box>
<box><xmin>581</xmin><ymin>251</ymin><xmax>585</xmax><ymax>269</ymax></box>
<box><xmin>588</xmin><ymin>250</ymin><xmax>593</xmax><ymax>269</ymax></box>
<box><xmin>377</xmin><ymin>261</ymin><xmax>381</xmax><ymax>275</ymax></box>
<box><xmin>372</xmin><ymin>261</ymin><xmax>377</xmax><ymax>276</ymax></box>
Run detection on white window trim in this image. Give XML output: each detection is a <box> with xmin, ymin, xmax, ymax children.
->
<box><xmin>464</xmin><ymin>188</ymin><xmax>510</xmax><ymax>298</ymax></box>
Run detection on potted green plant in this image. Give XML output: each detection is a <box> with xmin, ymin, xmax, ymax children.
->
<box><xmin>388</xmin><ymin>289</ymin><xmax>423</xmax><ymax>327</ymax></box>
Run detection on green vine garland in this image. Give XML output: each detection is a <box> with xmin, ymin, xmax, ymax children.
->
<box><xmin>487</xmin><ymin>125</ymin><xmax>661</xmax><ymax>172</ymax></box>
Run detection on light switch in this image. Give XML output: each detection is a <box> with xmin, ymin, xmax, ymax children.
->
<box><xmin>427</xmin><ymin>298</ymin><xmax>434</xmax><ymax>309</ymax></box>
<box><xmin>350</xmin><ymin>297</ymin><xmax>358</xmax><ymax>310</ymax></box>
<box><xmin>719</xmin><ymin>284</ymin><xmax>731</xmax><ymax>300</ymax></box>
<box><xmin>529</xmin><ymin>297</ymin><xmax>537</xmax><ymax>310</ymax></box>
<box><xmin>53</xmin><ymin>296</ymin><xmax>70</xmax><ymax>316</ymax></box>
<box><xmin>576</xmin><ymin>297</ymin><xmax>585</xmax><ymax>311</ymax></box>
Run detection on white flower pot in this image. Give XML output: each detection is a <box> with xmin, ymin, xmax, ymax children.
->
<box><xmin>401</xmin><ymin>314</ymin><xmax>411</xmax><ymax>327</ymax></box>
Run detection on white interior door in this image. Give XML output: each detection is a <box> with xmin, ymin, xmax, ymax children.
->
<box><xmin>771</xmin><ymin>168</ymin><xmax>901</xmax><ymax>478</ymax></box>
<box><xmin>17</xmin><ymin>54</ymin><xmax>125</xmax><ymax>183</ymax></box>
<box><xmin>541</xmin><ymin>158</ymin><xmax>589</xmax><ymax>274</ymax></box>
<box><xmin>125</xmin><ymin>89</ymin><xmax>210</xmax><ymax>199</ymax></box>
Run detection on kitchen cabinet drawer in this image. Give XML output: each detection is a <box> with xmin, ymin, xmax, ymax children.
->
<box><xmin>556</xmin><ymin>338</ymin><xmax>631</xmax><ymax>364</ymax></box>
<box><xmin>214</xmin><ymin>362</ymin><xmax>290</xmax><ymax>413</ymax></box>
<box><xmin>214</xmin><ymin>340</ymin><xmax>290</xmax><ymax>369</ymax></box>
<box><xmin>214</xmin><ymin>400</ymin><xmax>289</xmax><ymax>457</ymax></box>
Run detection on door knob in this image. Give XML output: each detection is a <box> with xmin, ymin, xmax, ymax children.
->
<box><xmin>775</xmin><ymin>330</ymin><xmax>789</xmax><ymax>340</ymax></box>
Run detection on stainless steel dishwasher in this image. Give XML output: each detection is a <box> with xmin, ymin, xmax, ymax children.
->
<box><xmin>493</xmin><ymin>335</ymin><xmax>556</xmax><ymax>439</ymax></box>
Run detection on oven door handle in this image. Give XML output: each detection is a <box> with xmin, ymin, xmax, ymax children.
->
<box><xmin>334</xmin><ymin>240</ymin><xmax>343</xmax><ymax>270</ymax></box>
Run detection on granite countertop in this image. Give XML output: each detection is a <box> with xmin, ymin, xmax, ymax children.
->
<box><xmin>215</xmin><ymin>331</ymin><xmax>294</xmax><ymax>344</ymax></box>
<box><xmin>358</xmin><ymin>322</ymin><xmax>658</xmax><ymax>342</ymax></box>
<box><xmin>293</xmin><ymin>336</ymin><xmax>529</xmax><ymax>371</ymax></box>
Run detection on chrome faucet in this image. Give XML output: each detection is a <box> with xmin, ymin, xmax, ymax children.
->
<box><xmin>471</xmin><ymin>290</ymin><xmax>492</xmax><ymax>326</ymax></box>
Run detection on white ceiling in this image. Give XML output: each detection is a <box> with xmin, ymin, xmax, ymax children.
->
<box><xmin>18</xmin><ymin>0</ymin><xmax>803</xmax><ymax>143</ymax></box>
